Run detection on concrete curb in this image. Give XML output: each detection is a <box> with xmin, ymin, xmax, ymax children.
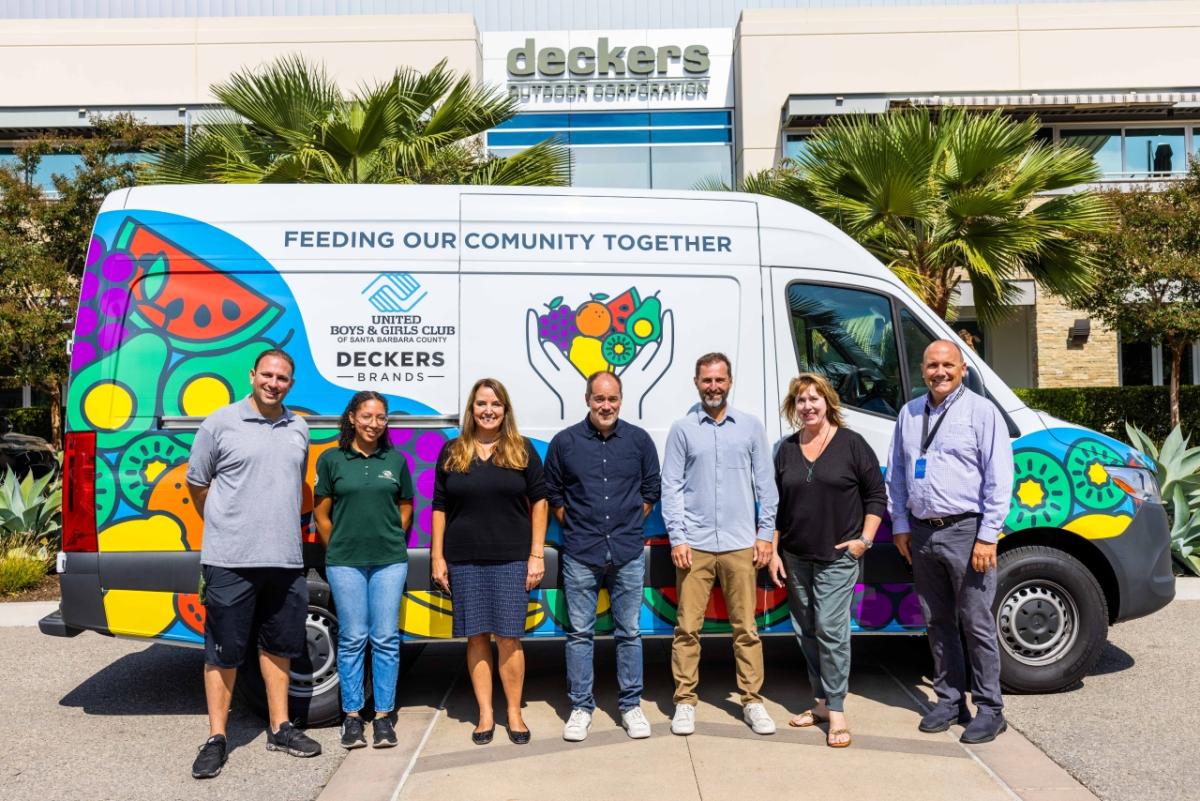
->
<box><xmin>0</xmin><ymin>601</ymin><xmax>58</xmax><ymax>627</ymax></box>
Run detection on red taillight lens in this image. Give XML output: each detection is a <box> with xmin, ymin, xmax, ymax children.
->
<box><xmin>63</xmin><ymin>431</ymin><xmax>98</xmax><ymax>552</ymax></box>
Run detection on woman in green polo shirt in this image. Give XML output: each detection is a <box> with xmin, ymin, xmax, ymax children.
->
<box><xmin>313</xmin><ymin>391</ymin><xmax>414</xmax><ymax>750</ymax></box>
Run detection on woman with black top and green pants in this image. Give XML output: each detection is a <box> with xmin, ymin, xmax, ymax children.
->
<box><xmin>768</xmin><ymin>373</ymin><xmax>886</xmax><ymax>748</ymax></box>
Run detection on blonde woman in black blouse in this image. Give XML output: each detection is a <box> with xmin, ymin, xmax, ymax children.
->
<box><xmin>768</xmin><ymin>373</ymin><xmax>886</xmax><ymax>748</ymax></box>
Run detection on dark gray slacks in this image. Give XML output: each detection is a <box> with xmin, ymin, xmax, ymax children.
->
<box><xmin>911</xmin><ymin>517</ymin><xmax>1004</xmax><ymax>714</ymax></box>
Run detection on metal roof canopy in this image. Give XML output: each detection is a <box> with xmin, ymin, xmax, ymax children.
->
<box><xmin>783</xmin><ymin>90</ymin><xmax>1200</xmax><ymax>126</ymax></box>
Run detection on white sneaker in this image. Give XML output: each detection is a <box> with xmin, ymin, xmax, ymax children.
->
<box><xmin>563</xmin><ymin>708</ymin><xmax>592</xmax><ymax>742</ymax></box>
<box><xmin>621</xmin><ymin>706</ymin><xmax>652</xmax><ymax>739</ymax></box>
<box><xmin>671</xmin><ymin>704</ymin><xmax>696</xmax><ymax>736</ymax></box>
<box><xmin>742</xmin><ymin>703</ymin><xmax>776</xmax><ymax>735</ymax></box>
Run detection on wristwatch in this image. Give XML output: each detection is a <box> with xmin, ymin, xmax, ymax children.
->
<box><xmin>858</xmin><ymin>537</ymin><xmax>874</xmax><ymax>550</ymax></box>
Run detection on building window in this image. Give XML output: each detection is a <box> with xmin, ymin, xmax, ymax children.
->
<box><xmin>1058</xmin><ymin>127</ymin><xmax>1189</xmax><ymax>179</ymax></box>
<box><xmin>486</xmin><ymin>110</ymin><xmax>733</xmax><ymax>190</ymax></box>
<box><xmin>1120</xmin><ymin>337</ymin><xmax>1199</xmax><ymax>386</ymax></box>
<box><xmin>783</xmin><ymin>132</ymin><xmax>810</xmax><ymax>162</ymax></box>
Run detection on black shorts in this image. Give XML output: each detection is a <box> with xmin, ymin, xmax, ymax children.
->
<box><xmin>201</xmin><ymin>565</ymin><xmax>308</xmax><ymax>668</ymax></box>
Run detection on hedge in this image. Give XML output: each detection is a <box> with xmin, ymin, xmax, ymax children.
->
<box><xmin>1012</xmin><ymin>386</ymin><xmax>1200</xmax><ymax>443</ymax></box>
<box><xmin>0</xmin><ymin>407</ymin><xmax>53</xmax><ymax>441</ymax></box>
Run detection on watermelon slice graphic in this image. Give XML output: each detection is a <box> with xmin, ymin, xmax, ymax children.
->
<box><xmin>114</xmin><ymin>218</ymin><xmax>282</xmax><ymax>351</ymax></box>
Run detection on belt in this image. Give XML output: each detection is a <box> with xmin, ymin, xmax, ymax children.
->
<box><xmin>915</xmin><ymin>512</ymin><xmax>981</xmax><ymax>529</ymax></box>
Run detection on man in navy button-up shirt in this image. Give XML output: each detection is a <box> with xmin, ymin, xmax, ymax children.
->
<box><xmin>544</xmin><ymin>371</ymin><xmax>661</xmax><ymax>742</ymax></box>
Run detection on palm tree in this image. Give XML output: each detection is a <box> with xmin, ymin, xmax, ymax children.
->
<box><xmin>147</xmin><ymin>54</ymin><xmax>568</xmax><ymax>186</ymax></box>
<box><xmin>713</xmin><ymin>110</ymin><xmax>1111</xmax><ymax>324</ymax></box>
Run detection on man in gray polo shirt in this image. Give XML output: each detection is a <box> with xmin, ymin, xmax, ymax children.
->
<box><xmin>185</xmin><ymin>349</ymin><xmax>321</xmax><ymax>779</ymax></box>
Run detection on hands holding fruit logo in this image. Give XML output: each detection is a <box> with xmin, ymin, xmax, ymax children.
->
<box><xmin>526</xmin><ymin>287</ymin><xmax>674</xmax><ymax>419</ymax></box>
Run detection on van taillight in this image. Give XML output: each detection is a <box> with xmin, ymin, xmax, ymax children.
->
<box><xmin>63</xmin><ymin>432</ymin><xmax>98</xmax><ymax>552</ymax></box>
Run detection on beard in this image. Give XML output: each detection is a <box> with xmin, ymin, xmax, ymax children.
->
<box><xmin>701</xmin><ymin>391</ymin><xmax>726</xmax><ymax>409</ymax></box>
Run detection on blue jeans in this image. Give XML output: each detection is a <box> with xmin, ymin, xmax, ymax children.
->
<box><xmin>326</xmin><ymin>562</ymin><xmax>409</xmax><ymax>714</ymax></box>
<box><xmin>563</xmin><ymin>551</ymin><xmax>645</xmax><ymax>712</ymax></box>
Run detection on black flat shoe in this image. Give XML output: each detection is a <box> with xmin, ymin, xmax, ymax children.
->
<box><xmin>507</xmin><ymin>727</ymin><xmax>531</xmax><ymax>745</ymax></box>
<box><xmin>471</xmin><ymin>727</ymin><xmax>495</xmax><ymax>745</ymax></box>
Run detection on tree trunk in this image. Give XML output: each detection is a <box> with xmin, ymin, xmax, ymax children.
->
<box><xmin>48</xmin><ymin>378</ymin><xmax>63</xmax><ymax>451</ymax></box>
<box><xmin>1169</xmin><ymin>341</ymin><xmax>1183</xmax><ymax>432</ymax></box>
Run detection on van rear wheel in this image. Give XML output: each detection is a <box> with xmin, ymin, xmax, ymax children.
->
<box><xmin>234</xmin><ymin>602</ymin><xmax>343</xmax><ymax>727</ymax></box>
<box><xmin>994</xmin><ymin>545</ymin><xmax>1108</xmax><ymax>693</ymax></box>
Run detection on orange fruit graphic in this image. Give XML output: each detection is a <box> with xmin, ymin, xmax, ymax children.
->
<box><xmin>575</xmin><ymin>301</ymin><xmax>612</xmax><ymax>338</ymax></box>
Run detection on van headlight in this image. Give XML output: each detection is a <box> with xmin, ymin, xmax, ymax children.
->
<box><xmin>1106</xmin><ymin>466</ymin><xmax>1162</xmax><ymax>504</ymax></box>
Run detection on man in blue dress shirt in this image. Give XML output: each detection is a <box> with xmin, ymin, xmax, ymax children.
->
<box><xmin>887</xmin><ymin>339</ymin><xmax>1014</xmax><ymax>744</ymax></box>
<box><xmin>661</xmin><ymin>353</ymin><xmax>779</xmax><ymax>737</ymax></box>
<box><xmin>544</xmin><ymin>371</ymin><xmax>661</xmax><ymax>743</ymax></box>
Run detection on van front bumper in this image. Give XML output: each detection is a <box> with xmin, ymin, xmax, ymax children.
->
<box><xmin>1101</xmin><ymin>502</ymin><xmax>1175</xmax><ymax>622</ymax></box>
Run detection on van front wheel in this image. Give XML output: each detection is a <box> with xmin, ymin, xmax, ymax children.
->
<box><xmin>994</xmin><ymin>545</ymin><xmax>1108</xmax><ymax>694</ymax></box>
<box><xmin>234</xmin><ymin>603</ymin><xmax>343</xmax><ymax>727</ymax></box>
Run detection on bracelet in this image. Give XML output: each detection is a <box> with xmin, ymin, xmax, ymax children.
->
<box><xmin>529</xmin><ymin>553</ymin><xmax>544</xmax><ymax>560</ymax></box>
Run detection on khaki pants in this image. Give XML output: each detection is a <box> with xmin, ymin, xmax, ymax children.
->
<box><xmin>671</xmin><ymin>547</ymin><xmax>764</xmax><ymax>706</ymax></box>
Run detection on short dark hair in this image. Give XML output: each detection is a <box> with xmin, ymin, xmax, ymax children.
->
<box><xmin>586</xmin><ymin>371</ymin><xmax>622</xmax><ymax>398</ymax></box>
<box><xmin>253</xmin><ymin>348</ymin><xmax>296</xmax><ymax>374</ymax></box>
<box><xmin>694</xmin><ymin>352</ymin><xmax>732</xmax><ymax>377</ymax></box>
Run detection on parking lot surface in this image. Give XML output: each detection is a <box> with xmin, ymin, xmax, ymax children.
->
<box><xmin>4</xmin><ymin>582</ymin><xmax>1196</xmax><ymax>801</ymax></box>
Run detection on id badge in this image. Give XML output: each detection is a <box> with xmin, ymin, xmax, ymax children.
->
<box><xmin>914</xmin><ymin>458</ymin><xmax>927</xmax><ymax>480</ymax></box>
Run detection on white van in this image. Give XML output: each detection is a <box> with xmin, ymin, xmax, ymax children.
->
<box><xmin>44</xmin><ymin>185</ymin><xmax>1174</xmax><ymax>725</ymax></box>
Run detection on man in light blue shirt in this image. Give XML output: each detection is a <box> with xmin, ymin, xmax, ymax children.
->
<box><xmin>662</xmin><ymin>352</ymin><xmax>778</xmax><ymax>737</ymax></box>
<box><xmin>887</xmin><ymin>339</ymin><xmax>1014</xmax><ymax>745</ymax></box>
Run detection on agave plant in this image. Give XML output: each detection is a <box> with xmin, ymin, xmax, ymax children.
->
<box><xmin>0</xmin><ymin>467</ymin><xmax>63</xmax><ymax>558</ymax></box>
<box><xmin>1126</xmin><ymin>423</ymin><xmax>1200</xmax><ymax>575</ymax></box>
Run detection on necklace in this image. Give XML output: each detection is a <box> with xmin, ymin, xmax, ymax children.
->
<box><xmin>798</xmin><ymin>424</ymin><xmax>833</xmax><ymax>483</ymax></box>
<box><xmin>474</xmin><ymin>437</ymin><xmax>499</xmax><ymax>458</ymax></box>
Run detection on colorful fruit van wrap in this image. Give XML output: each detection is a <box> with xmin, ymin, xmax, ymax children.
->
<box><xmin>70</xmin><ymin>211</ymin><xmax>1151</xmax><ymax>645</ymax></box>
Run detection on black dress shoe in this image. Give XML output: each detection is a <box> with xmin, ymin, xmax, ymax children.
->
<box><xmin>507</xmin><ymin>727</ymin><xmax>531</xmax><ymax>745</ymax></box>
<box><xmin>472</xmin><ymin>727</ymin><xmax>495</xmax><ymax>745</ymax></box>
<box><xmin>918</xmin><ymin>703</ymin><xmax>972</xmax><ymax>733</ymax></box>
<box><xmin>960</xmin><ymin>713</ymin><xmax>1007</xmax><ymax>745</ymax></box>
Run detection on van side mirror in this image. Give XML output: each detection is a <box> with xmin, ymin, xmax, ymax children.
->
<box><xmin>0</xmin><ymin>416</ymin><xmax>11</xmax><ymax>435</ymax></box>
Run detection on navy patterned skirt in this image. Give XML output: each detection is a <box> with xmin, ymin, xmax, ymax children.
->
<box><xmin>448</xmin><ymin>560</ymin><xmax>529</xmax><ymax>638</ymax></box>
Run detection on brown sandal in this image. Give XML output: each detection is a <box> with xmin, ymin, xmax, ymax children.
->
<box><xmin>827</xmin><ymin>728</ymin><xmax>852</xmax><ymax>748</ymax></box>
<box><xmin>788</xmin><ymin>709</ymin><xmax>828</xmax><ymax>728</ymax></box>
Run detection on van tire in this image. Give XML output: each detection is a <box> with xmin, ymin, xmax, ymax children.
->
<box><xmin>994</xmin><ymin>545</ymin><xmax>1108</xmax><ymax>693</ymax></box>
<box><xmin>234</xmin><ymin>600</ymin><xmax>343</xmax><ymax>728</ymax></box>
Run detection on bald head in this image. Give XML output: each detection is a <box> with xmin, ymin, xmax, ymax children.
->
<box><xmin>922</xmin><ymin>339</ymin><xmax>968</xmax><ymax>405</ymax></box>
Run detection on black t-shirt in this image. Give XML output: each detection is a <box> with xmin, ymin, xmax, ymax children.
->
<box><xmin>774</xmin><ymin>428</ymin><xmax>887</xmax><ymax>562</ymax></box>
<box><xmin>433</xmin><ymin>438</ymin><xmax>548</xmax><ymax>562</ymax></box>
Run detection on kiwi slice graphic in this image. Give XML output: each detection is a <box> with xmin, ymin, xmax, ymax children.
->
<box><xmin>1006</xmin><ymin>449</ymin><xmax>1073</xmax><ymax>530</ymax></box>
<box><xmin>118</xmin><ymin>434</ymin><xmax>190</xmax><ymax>507</ymax></box>
<box><xmin>1065</xmin><ymin>439</ymin><xmax>1125</xmax><ymax>511</ymax></box>
<box><xmin>95</xmin><ymin>454</ymin><xmax>117</xmax><ymax>526</ymax></box>
<box><xmin>602</xmin><ymin>332</ymin><xmax>637</xmax><ymax>367</ymax></box>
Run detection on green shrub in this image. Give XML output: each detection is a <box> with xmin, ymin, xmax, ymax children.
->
<box><xmin>0</xmin><ymin>547</ymin><xmax>48</xmax><ymax>595</ymax></box>
<box><xmin>1013</xmin><ymin>386</ymin><xmax>1200</xmax><ymax>442</ymax></box>
<box><xmin>0</xmin><ymin>407</ymin><xmax>53</xmax><ymax>441</ymax></box>
<box><xmin>0</xmin><ymin>467</ymin><xmax>63</xmax><ymax>555</ymax></box>
<box><xmin>1126</xmin><ymin>424</ymin><xmax>1200</xmax><ymax>576</ymax></box>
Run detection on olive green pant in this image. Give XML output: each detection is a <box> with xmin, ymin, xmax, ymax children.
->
<box><xmin>782</xmin><ymin>550</ymin><xmax>860</xmax><ymax>712</ymax></box>
<box><xmin>671</xmin><ymin>547</ymin><xmax>764</xmax><ymax>707</ymax></box>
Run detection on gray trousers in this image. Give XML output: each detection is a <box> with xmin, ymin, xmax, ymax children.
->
<box><xmin>911</xmin><ymin>517</ymin><xmax>1004</xmax><ymax>714</ymax></box>
<box><xmin>782</xmin><ymin>550</ymin><xmax>860</xmax><ymax>712</ymax></box>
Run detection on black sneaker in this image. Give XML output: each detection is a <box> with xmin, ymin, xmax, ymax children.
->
<box><xmin>372</xmin><ymin>714</ymin><xmax>398</xmax><ymax>748</ymax></box>
<box><xmin>266</xmin><ymin>722</ymin><xmax>323</xmax><ymax>758</ymax></box>
<box><xmin>191</xmin><ymin>734</ymin><xmax>227</xmax><ymax>779</ymax></box>
<box><xmin>340</xmin><ymin>716</ymin><xmax>367</xmax><ymax>750</ymax></box>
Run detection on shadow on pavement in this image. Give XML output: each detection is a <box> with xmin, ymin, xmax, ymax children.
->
<box><xmin>57</xmin><ymin>643</ymin><xmax>269</xmax><ymax>753</ymax></box>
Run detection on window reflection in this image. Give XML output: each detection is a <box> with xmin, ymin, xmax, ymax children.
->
<box><xmin>1125</xmin><ymin>129</ymin><xmax>1186</xmax><ymax>175</ymax></box>
<box><xmin>1061</xmin><ymin>130</ymin><xmax>1123</xmax><ymax>176</ymax></box>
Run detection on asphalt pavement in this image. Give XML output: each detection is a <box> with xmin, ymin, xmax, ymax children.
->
<box><xmin>3</xmin><ymin>579</ymin><xmax>1196</xmax><ymax>801</ymax></box>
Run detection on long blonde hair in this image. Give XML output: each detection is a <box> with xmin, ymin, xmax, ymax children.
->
<box><xmin>781</xmin><ymin>372</ymin><xmax>846</xmax><ymax>430</ymax></box>
<box><xmin>443</xmin><ymin>378</ymin><xmax>529</xmax><ymax>473</ymax></box>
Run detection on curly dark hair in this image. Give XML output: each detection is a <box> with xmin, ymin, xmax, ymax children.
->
<box><xmin>337</xmin><ymin>391</ymin><xmax>391</xmax><ymax>452</ymax></box>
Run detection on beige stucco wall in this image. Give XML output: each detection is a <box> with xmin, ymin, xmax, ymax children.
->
<box><xmin>0</xmin><ymin>14</ymin><xmax>481</xmax><ymax>107</ymax></box>
<box><xmin>734</xmin><ymin>1</ymin><xmax>1200</xmax><ymax>176</ymax></box>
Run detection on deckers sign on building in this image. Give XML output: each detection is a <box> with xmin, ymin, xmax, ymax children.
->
<box><xmin>481</xmin><ymin>30</ymin><xmax>733</xmax><ymax>112</ymax></box>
